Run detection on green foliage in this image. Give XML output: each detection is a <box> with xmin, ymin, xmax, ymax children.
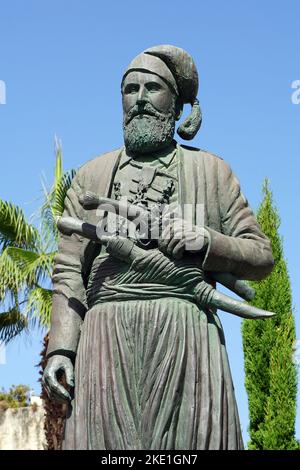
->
<box><xmin>0</xmin><ymin>200</ymin><xmax>39</xmax><ymax>250</ymax></box>
<box><xmin>41</xmin><ymin>136</ymin><xmax>76</xmax><ymax>250</ymax></box>
<box><xmin>0</xmin><ymin>384</ymin><xmax>30</xmax><ymax>409</ymax></box>
<box><xmin>27</xmin><ymin>287</ymin><xmax>53</xmax><ymax>328</ymax></box>
<box><xmin>242</xmin><ymin>179</ymin><xmax>298</xmax><ymax>450</ymax></box>
<box><xmin>0</xmin><ymin>305</ymin><xmax>27</xmax><ymax>343</ymax></box>
<box><xmin>0</xmin><ymin>138</ymin><xmax>75</xmax><ymax>343</ymax></box>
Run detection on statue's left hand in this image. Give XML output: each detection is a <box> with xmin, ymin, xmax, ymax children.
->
<box><xmin>43</xmin><ymin>355</ymin><xmax>74</xmax><ymax>403</ymax></box>
<box><xmin>158</xmin><ymin>214</ymin><xmax>209</xmax><ymax>260</ymax></box>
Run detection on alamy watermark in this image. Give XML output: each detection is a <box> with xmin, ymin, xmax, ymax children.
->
<box><xmin>94</xmin><ymin>200</ymin><xmax>207</xmax><ymax>251</ymax></box>
<box><xmin>291</xmin><ymin>80</ymin><xmax>300</xmax><ymax>104</ymax></box>
<box><xmin>0</xmin><ymin>80</ymin><xmax>6</xmax><ymax>105</ymax></box>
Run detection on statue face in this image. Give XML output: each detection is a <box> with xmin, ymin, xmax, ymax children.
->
<box><xmin>122</xmin><ymin>71</ymin><xmax>177</xmax><ymax>155</ymax></box>
<box><xmin>122</xmin><ymin>71</ymin><xmax>175</xmax><ymax>118</ymax></box>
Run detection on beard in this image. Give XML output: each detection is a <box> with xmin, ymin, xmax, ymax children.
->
<box><xmin>123</xmin><ymin>103</ymin><xmax>176</xmax><ymax>155</ymax></box>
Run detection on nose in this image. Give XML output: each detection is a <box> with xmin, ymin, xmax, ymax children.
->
<box><xmin>136</xmin><ymin>85</ymin><xmax>147</xmax><ymax>105</ymax></box>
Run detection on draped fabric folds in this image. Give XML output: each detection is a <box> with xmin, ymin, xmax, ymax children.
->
<box><xmin>63</xmin><ymin>298</ymin><xmax>243</xmax><ymax>450</ymax></box>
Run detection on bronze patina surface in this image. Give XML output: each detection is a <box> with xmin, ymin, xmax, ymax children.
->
<box><xmin>43</xmin><ymin>45</ymin><xmax>274</xmax><ymax>450</ymax></box>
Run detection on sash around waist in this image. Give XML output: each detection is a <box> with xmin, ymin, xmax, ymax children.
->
<box><xmin>85</xmin><ymin>252</ymin><xmax>211</xmax><ymax>310</ymax></box>
<box><xmin>87</xmin><ymin>282</ymin><xmax>196</xmax><ymax>307</ymax></box>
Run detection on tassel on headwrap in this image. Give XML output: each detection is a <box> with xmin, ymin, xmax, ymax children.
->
<box><xmin>177</xmin><ymin>98</ymin><xmax>202</xmax><ymax>140</ymax></box>
<box><xmin>122</xmin><ymin>44</ymin><xmax>202</xmax><ymax>141</ymax></box>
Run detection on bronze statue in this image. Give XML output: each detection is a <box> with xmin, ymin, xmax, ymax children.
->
<box><xmin>43</xmin><ymin>45</ymin><xmax>274</xmax><ymax>450</ymax></box>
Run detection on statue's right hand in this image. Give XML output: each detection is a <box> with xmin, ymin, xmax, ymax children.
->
<box><xmin>42</xmin><ymin>355</ymin><xmax>74</xmax><ymax>403</ymax></box>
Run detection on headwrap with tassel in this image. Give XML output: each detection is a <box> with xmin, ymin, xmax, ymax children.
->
<box><xmin>122</xmin><ymin>44</ymin><xmax>202</xmax><ymax>141</ymax></box>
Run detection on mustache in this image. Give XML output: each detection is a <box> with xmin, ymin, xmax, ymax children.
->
<box><xmin>125</xmin><ymin>103</ymin><xmax>164</xmax><ymax>124</ymax></box>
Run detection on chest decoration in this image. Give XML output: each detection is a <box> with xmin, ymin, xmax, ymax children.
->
<box><xmin>112</xmin><ymin>163</ymin><xmax>176</xmax><ymax>246</ymax></box>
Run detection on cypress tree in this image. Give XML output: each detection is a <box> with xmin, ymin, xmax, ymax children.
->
<box><xmin>242</xmin><ymin>179</ymin><xmax>298</xmax><ymax>449</ymax></box>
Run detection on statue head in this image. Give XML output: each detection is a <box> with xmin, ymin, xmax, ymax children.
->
<box><xmin>121</xmin><ymin>45</ymin><xmax>202</xmax><ymax>155</ymax></box>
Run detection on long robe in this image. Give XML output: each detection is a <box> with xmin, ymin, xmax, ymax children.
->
<box><xmin>47</xmin><ymin>143</ymin><xmax>274</xmax><ymax>450</ymax></box>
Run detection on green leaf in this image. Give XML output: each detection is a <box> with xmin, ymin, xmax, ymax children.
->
<box><xmin>26</xmin><ymin>287</ymin><xmax>53</xmax><ymax>328</ymax></box>
<box><xmin>0</xmin><ymin>199</ymin><xmax>39</xmax><ymax>250</ymax></box>
<box><xmin>0</xmin><ymin>137</ymin><xmax>74</xmax><ymax>346</ymax></box>
<box><xmin>41</xmin><ymin>172</ymin><xmax>75</xmax><ymax>248</ymax></box>
<box><xmin>0</xmin><ymin>307</ymin><xmax>28</xmax><ymax>343</ymax></box>
<box><xmin>0</xmin><ymin>249</ymin><xmax>25</xmax><ymax>298</ymax></box>
<box><xmin>6</xmin><ymin>247</ymin><xmax>55</xmax><ymax>282</ymax></box>
<box><xmin>54</xmin><ymin>135</ymin><xmax>63</xmax><ymax>184</ymax></box>
<box><xmin>53</xmin><ymin>170</ymin><xmax>76</xmax><ymax>218</ymax></box>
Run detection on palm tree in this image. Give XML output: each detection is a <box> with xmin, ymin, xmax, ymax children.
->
<box><xmin>0</xmin><ymin>137</ymin><xmax>75</xmax><ymax>343</ymax></box>
<box><xmin>0</xmin><ymin>138</ymin><xmax>75</xmax><ymax>450</ymax></box>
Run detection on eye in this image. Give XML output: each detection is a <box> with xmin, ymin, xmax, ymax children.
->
<box><xmin>146</xmin><ymin>82</ymin><xmax>163</xmax><ymax>92</ymax></box>
<box><xmin>124</xmin><ymin>84</ymin><xmax>139</xmax><ymax>95</ymax></box>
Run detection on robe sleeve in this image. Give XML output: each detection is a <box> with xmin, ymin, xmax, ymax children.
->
<box><xmin>46</xmin><ymin>170</ymin><xmax>87</xmax><ymax>359</ymax></box>
<box><xmin>202</xmin><ymin>158</ymin><xmax>274</xmax><ymax>280</ymax></box>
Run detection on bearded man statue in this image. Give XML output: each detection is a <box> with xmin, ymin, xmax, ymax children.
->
<box><xmin>43</xmin><ymin>45</ymin><xmax>274</xmax><ymax>450</ymax></box>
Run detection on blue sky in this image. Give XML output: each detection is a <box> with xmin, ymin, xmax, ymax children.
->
<box><xmin>0</xmin><ymin>0</ymin><xmax>299</xmax><ymax>444</ymax></box>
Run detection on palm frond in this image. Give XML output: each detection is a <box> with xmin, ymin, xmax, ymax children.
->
<box><xmin>40</xmin><ymin>139</ymin><xmax>75</xmax><ymax>247</ymax></box>
<box><xmin>0</xmin><ymin>137</ymin><xmax>73</xmax><ymax>342</ymax></box>
<box><xmin>54</xmin><ymin>135</ymin><xmax>63</xmax><ymax>184</ymax></box>
<box><xmin>0</xmin><ymin>249</ymin><xmax>25</xmax><ymax>298</ymax></box>
<box><xmin>6</xmin><ymin>247</ymin><xmax>56</xmax><ymax>284</ymax></box>
<box><xmin>26</xmin><ymin>287</ymin><xmax>53</xmax><ymax>328</ymax></box>
<box><xmin>0</xmin><ymin>307</ymin><xmax>28</xmax><ymax>343</ymax></box>
<box><xmin>0</xmin><ymin>199</ymin><xmax>39</xmax><ymax>250</ymax></box>
<box><xmin>53</xmin><ymin>170</ymin><xmax>76</xmax><ymax>218</ymax></box>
